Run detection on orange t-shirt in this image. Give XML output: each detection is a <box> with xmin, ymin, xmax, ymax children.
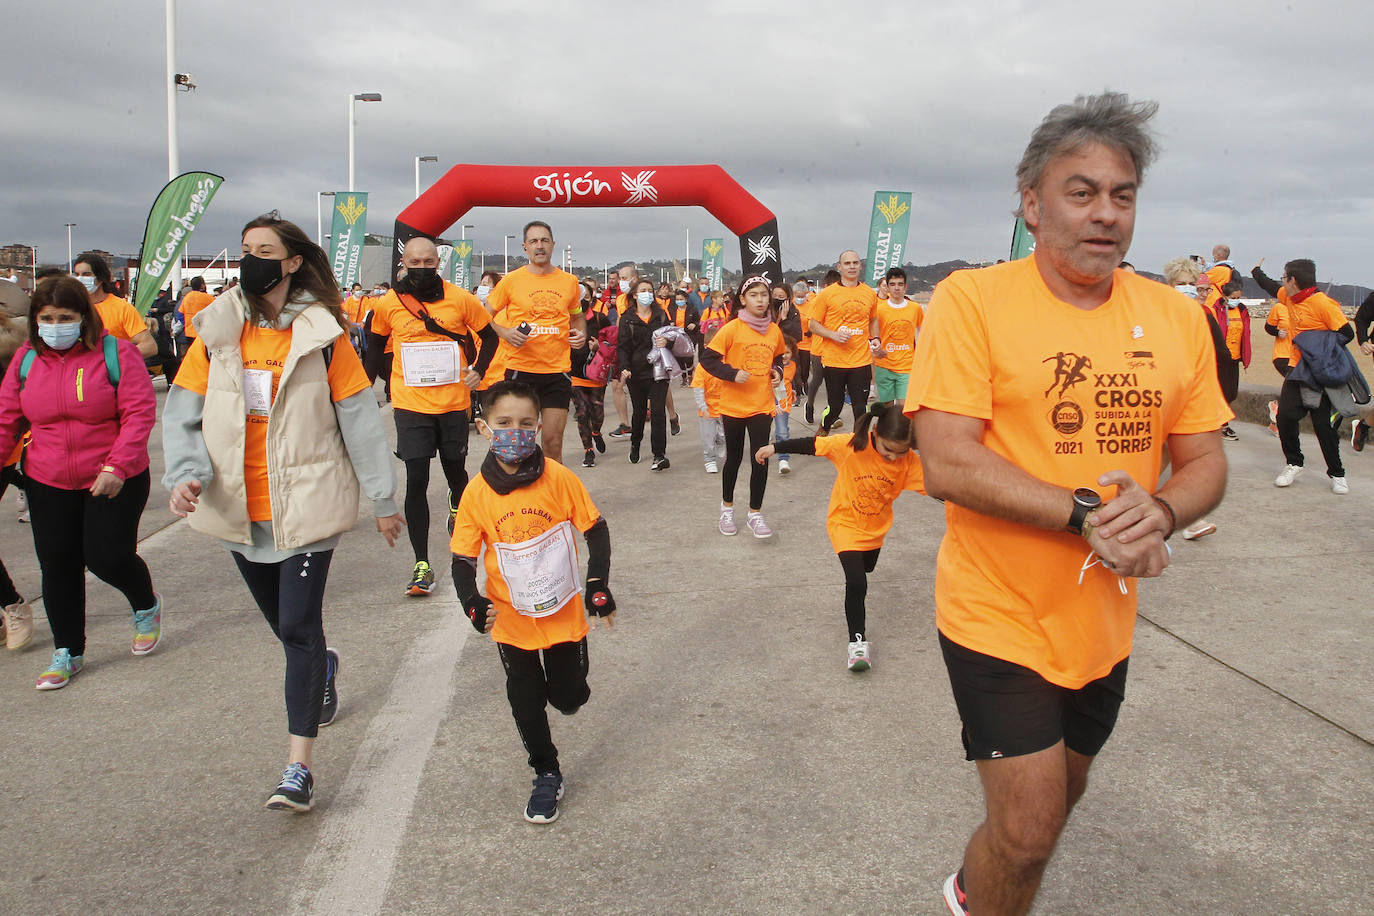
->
<box><xmin>815</xmin><ymin>433</ymin><xmax>925</xmax><ymax>553</ymax></box>
<box><xmin>795</xmin><ymin>296</ymin><xmax>816</xmax><ymax>352</ymax></box>
<box><xmin>873</xmin><ymin>299</ymin><xmax>923</xmax><ymax>374</ymax></box>
<box><xmin>1286</xmin><ymin>290</ymin><xmax>1348</xmax><ymax>367</ymax></box>
<box><xmin>449</xmin><ymin>459</ymin><xmax>602</xmax><ymax>651</ymax></box>
<box><xmin>486</xmin><ymin>266</ymin><xmax>582</xmax><ymax>373</ymax></box>
<box><xmin>905</xmin><ymin>259</ymin><xmax>1232</xmax><ymax>689</ymax></box>
<box><xmin>179</xmin><ymin>290</ymin><xmax>216</xmax><ymax>338</ymax></box>
<box><xmin>340</xmin><ymin>294</ymin><xmax>367</xmax><ymax>325</ymax></box>
<box><xmin>1224</xmin><ymin>304</ymin><xmax>1244</xmax><ymax>360</ymax></box>
<box><xmin>810</xmin><ymin>282</ymin><xmax>877</xmax><ymax>368</ymax></box>
<box><xmin>690</xmin><ymin>362</ymin><xmax>723</xmax><ymax>417</ymax></box>
<box><xmin>369</xmin><ymin>282</ymin><xmax>490</xmax><ymax>414</ymax></box>
<box><xmin>1266</xmin><ymin>297</ymin><xmax>1293</xmax><ymax>363</ymax></box>
<box><xmin>707</xmin><ymin>318</ymin><xmax>785</xmax><ymax>419</ymax></box>
<box><xmin>94</xmin><ymin>295</ymin><xmax>148</xmax><ymax>343</ymax></box>
<box><xmin>173</xmin><ymin>324</ymin><xmax>371</xmax><ymax>523</ymax></box>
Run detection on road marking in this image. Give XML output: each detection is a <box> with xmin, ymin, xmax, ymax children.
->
<box><xmin>291</xmin><ymin>603</ymin><xmax>470</xmax><ymax>916</ymax></box>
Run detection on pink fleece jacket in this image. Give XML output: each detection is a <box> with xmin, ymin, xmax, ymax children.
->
<box><xmin>0</xmin><ymin>335</ymin><xmax>155</xmax><ymax>490</ymax></box>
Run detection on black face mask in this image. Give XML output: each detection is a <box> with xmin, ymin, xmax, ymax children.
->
<box><xmin>401</xmin><ymin>267</ymin><xmax>443</xmax><ymax>302</ymax></box>
<box><xmin>239</xmin><ymin>253</ymin><xmax>287</xmax><ymax>296</ymax></box>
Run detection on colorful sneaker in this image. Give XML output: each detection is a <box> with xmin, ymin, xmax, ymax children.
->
<box><xmin>778</xmin><ymin>457</ymin><xmax>791</xmax><ymax>475</ymax></box>
<box><xmin>1274</xmin><ymin>464</ymin><xmax>1303</xmax><ymax>487</ymax></box>
<box><xmin>319</xmin><ymin>648</ymin><xmax>340</xmax><ymax>727</ymax></box>
<box><xmin>523</xmin><ymin>770</ymin><xmax>564</xmax><ymax>824</ymax></box>
<box><xmin>407</xmin><ymin>561</ymin><xmax>436</xmax><ymax>597</ymax></box>
<box><xmin>446</xmin><ymin>491</ymin><xmax>458</xmax><ymax>536</ymax></box>
<box><xmin>266</xmin><ymin>762</ymin><xmax>314</xmax><ymax>812</ymax></box>
<box><xmin>718</xmin><ymin>506</ymin><xmax>737</xmax><ymax>537</ymax></box>
<box><xmin>670</xmin><ymin>415</ymin><xmax>681</xmax><ymax>436</ymax></box>
<box><xmin>847</xmin><ymin>636</ymin><xmax>871</xmax><ymax>672</ymax></box>
<box><xmin>36</xmin><ymin>648</ymin><xmax>84</xmax><ymax>690</ymax></box>
<box><xmin>942</xmin><ymin>869</ymin><xmax>970</xmax><ymax>914</ymax></box>
<box><xmin>1331</xmin><ymin>476</ymin><xmax>1349</xmax><ymax>495</ymax></box>
<box><xmin>132</xmin><ymin>594</ymin><xmax>163</xmax><ymax>656</ymax></box>
<box><xmin>582</xmin><ymin>449</ymin><xmax>596</xmax><ymax>468</ymax></box>
<box><xmin>1267</xmin><ymin>399</ymin><xmax>1279</xmax><ymax>424</ymax></box>
<box><xmin>746</xmin><ymin>512</ymin><xmax>773</xmax><ymax>539</ymax></box>
<box><xmin>704</xmin><ymin>459</ymin><xmax>719</xmax><ymax>474</ymax></box>
<box><xmin>607</xmin><ymin>424</ymin><xmax>632</xmax><ymax>440</ymax></box>
<box><xmin>592</xmin><ymin>432</ymin><xmax>606</xmax><ymax>453</ymax></box>
<box><xmin>4</xmin><ymin>600</ymin><xmax>33</xmax><ymax>650</ymax></box>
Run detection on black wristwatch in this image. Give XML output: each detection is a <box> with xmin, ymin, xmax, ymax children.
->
<box><xmin>1066</xmin><ymin>487</ymin><xmax>1101</xmax><ymax>537</ymax></box>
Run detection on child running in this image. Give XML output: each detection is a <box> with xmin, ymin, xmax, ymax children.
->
<box><xmin>450</xmin><ymin>380</ymin><xmax>616</xmax><ymax>824</ymax></box>
<box><xmin>754</xmin><ymin>402</ymin><xmax>924</xmax><ymax>671</ymax></box>
<box><xmin>699</xmin><ymin>278</ymin><xmax>787</xmax><ymax>538</ymax></box>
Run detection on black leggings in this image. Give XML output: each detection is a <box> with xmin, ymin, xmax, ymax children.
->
<box><xmin>822</xmin><ymin>365</ymin><xmax>872</xmax><ymax>431</ymax></box>
<box><xmin>26</xmin><ymin>470</ymin><xmax>156</xmax><ymax>655</ymax></box>
<box><xmin>1272</xmin><ymin>358</ymin><xmax>1291</xmax><ymax>378</ymax></box>
<box><xmin>497</xmin><ymin>638</ymin><xmax>590</xmax><ymax>774</ymax></box>
<box><xmin>804</xmin><ymin>353</ymin><xmax>825</xmax><ymax>410</ymax></box>
<box><xmin>1276</xmin><ymin>379</ymin><xmax>1344</xmax><ymax>477</ymax></box>
<box><xmin>232</xmin><ymin>549</ymin><xmax>334</xmax><ymax>738</ymax></box>
<box><xmin>571</xmin><ymin>385</ymin><xmax>606</xmax><ymax>450</ymax></box>
<box><xmin>721</xmin><ymin>413</ymin><xmax>772</xmax><ymax>510</ymax></box>
<box><xmin>838</xmin><ymin>548</ymin><xmax>881</xmax><ymax>639</ymax></box>
<box><xmin>0</xmin><ymin>470</ymin><xmax>21</xmax><ymax>607</ymax></box>
<box><xmin>627</xmin><ymin>377</ymin><xmax>668</xmax><ymax>459</ymax></box>
<box><xmin>404</xmin><ymin>455</ymin><xmax>467</xmax><ymax>563</ymax></box>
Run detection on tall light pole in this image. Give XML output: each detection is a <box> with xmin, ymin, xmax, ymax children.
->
<box><xmin>347</xmin><ymin>92</ymin><xmax>383</xmax><ymax>192</ymax></box>
<box><xmin>504</xmin><ymin>235</ymin><xmax>515</xmax><ymax>273</ymax></box>
<box><xmin>460</xmin><ymin>224</ymin><xmax>474</xmax><ymax>240</ymax></box>
<box><xmin>414</xmin><ymin>155</ymin><xmax>437</xmax><ymax>199</ymax></box>
<box><xmin>685</xmin><ymin>228</ymin><xmax>690</xmax><ymax>282</ymax></box>
<box><xmin>64</xmin><ymin>223</ymin><xmax>76</xmax><ymax>271</ymax></box>
<box><xmin>317</xmin><ymin>191</ymin><xmax>336</xmax><ymax>247</ymax></box>
<box><xmin>30</xmin><ymin>246</ymin><xmax>38</xmax><ymax>291</ymax></box>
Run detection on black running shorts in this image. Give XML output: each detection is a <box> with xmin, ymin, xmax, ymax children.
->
<box><xmin>393</xmin><ymin>408</ymin><xmax>469</xmax><ymax>462</ymax></box>
<box><xmin>504</xmin><ymin>369</ymin><xmax>572</xmax><ymax>411</ymax></box>
<box><xmin>939</xmin><ymin>631</ymin><xmax>1128</xmax><ymax>761</ymax></box>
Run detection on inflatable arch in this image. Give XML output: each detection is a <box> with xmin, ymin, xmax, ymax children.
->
<box><xmin>392</xmin><ymin>164</ymin><xmax>782</xmax><ymax>286</ymax></box>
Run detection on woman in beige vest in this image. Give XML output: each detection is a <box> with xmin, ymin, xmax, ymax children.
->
<box><xmin>163</xmin><ymin>214</ymin><xmax>403</xmax><ymax>813</ymax></box>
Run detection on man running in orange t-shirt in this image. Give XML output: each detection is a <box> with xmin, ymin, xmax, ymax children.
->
<box><xmin>907</xmin><ymin>92</ymin><xmax>1230</xmax><ymax>916</ymax></box>
<box><xmin>809</xmin><ymin>251</ymin><xmax>878</xmax><ymax>433</ymax></box>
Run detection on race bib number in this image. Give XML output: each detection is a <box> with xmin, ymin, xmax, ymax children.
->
<box><xmin>400</xmin><ymin>341</ymin><xmax>462</xmax><ymax>387</ymax></box>
<box><xmin>494</xmin><ymin>521</ymin><xmax>581</xmax><ymax>617</ymax></box>
<box><xmin>243</xmin><ymin>368</ymin><xmax>273</xmax><ymax>418</ymax></box>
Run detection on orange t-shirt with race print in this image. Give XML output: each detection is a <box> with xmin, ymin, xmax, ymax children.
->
<box><xmin>179</xmin><ymin>290</ymin><xmax>216</xmax><ymax>339</ymax></box>
<box><xmin>873</xmin><ymin>299</ymin><xmax>923</xmax><ymax>374</ymax></box>
<box><xmin>369</xmin><ymin>282</ymin><xmax>490</xmax><ymax>414</ymax></box>
<box><xmin>173</xmin><ymin>325</ymin><xmax>371</xmax><ymax>522</ymax></box>
<box><xmin>1266</xmin><ymin>296</ymin><xmax>1293</xmax><ymax>363</ymax></box>
<box><xmin>905</xmin><ymin>259</ymin><xmax>1232</xmax><ymax>689</ymax></box>
<box><xmin>486</xmin><ymin>266</ymin><xmax>582</xmax><ymax>373</ymax></box>
<box><xmin>94</xmin><ymin>295</ymin><xmax>148</xmax><ymax>343</ymax></box>
<box><xmin>449</xmin><ymin>460</ymin><xmax>601</xmax><ymax>651</ymax></box>
<box><xmin>707</xmin><ymin>318</ymin><xmax>785</xmax><ymax>419</ymax></box>
<box><xmin>1285</xmin><ymin>290</ymin><xmax>1348</xmax><ymax>367</ymax></box>
<box><xmin>815</xmin><ymin>433</ymin><xmax>925</xmax><ymax>553</ymax></box>
<box><xmin>810</xmin><ymin>282</ymin><xmax>877</xmax><ymax>368</ymax></box>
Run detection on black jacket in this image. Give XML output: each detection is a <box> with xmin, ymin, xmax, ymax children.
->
<box><xmin>616</xmin><ymin>306</ymin><xmax>670</xmax><ymax>381</ymax></box>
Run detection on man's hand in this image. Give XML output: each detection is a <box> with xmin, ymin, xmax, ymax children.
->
<box><xmin>735</xmin><ymin>369</ymin><xmax>750</xmax><ymax>383</ymax></box>
<box><xmin>495</xmin><ymin>323</ymin><xmax>529</xmax><ymax>348</ymax></box>
<box><xmin>462</xmin><ymin>367</ymin><xmax>482</xmax><ymax>388</ymax></box>
<box><xmin>1361</xmin><ymin>341</ymin><xmax>1374</xmax><ymax>356</ymax></box>
<box><xmin>568</xmin><ymin>327</ymin><xmax>587</xmax><ymax>348</ymax></box>
<box><xmin>1084</xmin><ymin>470</ymin><xmax>1172</xmax><ymax>578</ymax></box>
<box><xmin>376</xmin><ymin>513</ymin><xmax>405</xmax><ymax>547</ymax></box>
<box><xmin>833</xmin><ymin>328</ymin><xmax>855</xmax><ymax>344</ymax></box>
<box><xmin>1277</xmin><ymin>328</ymin><xmax>1288</xmax><ymax>339</ymax></box>
<box><xmin>90</xmin><ymin>470</ymin><xmax>124</xmax><ymax>498</ymax></box>
<box><xmin>620</xmin><ymin>369</ymin><xmax>632</xmax><ymax>383</ymax></box>
<box><xmin>1254</xmin><ymin>257</ymin><xmax>1265</xmax><ymax>271</ymax></box>
<box><xmin>169</xmin><ymin>479</ymin><xmax>202</xmax><ymax>516</ymax></box>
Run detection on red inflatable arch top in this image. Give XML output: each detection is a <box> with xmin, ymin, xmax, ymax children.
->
<box><xmin>392</xmin><ymin>164</ymin><xmax>782</xmax><ymax>285</ymax></box>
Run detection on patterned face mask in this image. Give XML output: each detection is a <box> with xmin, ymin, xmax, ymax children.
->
<box><xmin>490</xmin><ymin>426</ymin><xmax>539</xmax><ymax>463</ymax></box>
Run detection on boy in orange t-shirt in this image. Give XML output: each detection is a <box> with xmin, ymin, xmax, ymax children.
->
<box><xmin>451</xmin><ymin>380</ymin><xmax>615</xmax><ymax>825</ymax></box>
<box><xmin>755</xmin><ymin>403</ymin><xmax>925</xmax><ymax>671</ymax></box>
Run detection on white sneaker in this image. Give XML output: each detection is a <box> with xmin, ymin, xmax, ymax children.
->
<box><xmin>1274</xmin><ymin>465</ymin><xmax>1303</xmax><ymax>487</ymax></box>
<box><xmin>704</xmin><ymin>459</ymin><xmax>718</xmax><ymax>474</ymax></box>
<box><xmin>1181</xmin><ymin>519</ymin><xmax>1217</xmax><ymax>540</ymax></box>
<box><xmin>778</xmin><ymin>458</ymin><xmax>790</xmax><ymax>475</ymax></box>
<box><xmin>1331</xmin><ymin>476</ymin><xmax>1349</xmax><ymax>495</ymax></box>
<box><xmin>847</xmin><ymin>636</ymin><xmax>871</xmax><ymax>672</ymax></box>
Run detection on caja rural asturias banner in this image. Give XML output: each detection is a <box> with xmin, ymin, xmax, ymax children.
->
<box><xmin>700</xmin><ymin>238</ymin><xmax>724</xmax><ymax>290</ymax></box>
<box><xmin>329</xmin><ymin>192</ymin><xmax>369</xmax><ymax>288</ymax></box>
<box><xmin>132</xmin><ymin>171</ymin><xmax>223</xmax><ymax>315</ymax></box>
<box><xmin>864</xmin><ymin>192</ymin><xmax>912</xmax><ymax>286</ymax></box>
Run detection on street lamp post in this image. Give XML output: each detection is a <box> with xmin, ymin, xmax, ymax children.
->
<box><xmin>414</xmin><ymin>155</ymin><xmax>438</xmax><ymax>199</ymax></box>
<box><xmin>64</xmin><ymin>223</ymin><xmax>76</xmax><ymax>271</ymax></box>
<box><xmin>347</xmin><ymin>92</ymin><xmax>383</xmax><ymax>192</ymax></box>
<box><xmin>460</xmin><ymin>224</ymin><xmax>474</xmax><ymax>240</ymax></box>
<box><xmin>504</xmin><ymin>235</ymin><xmax>515</xmax><ymax>273</ymax></box>
<box><xmin>317</xmin><ymin>191</ymin><xmax>336</xmax><ymax>247</ymax></box>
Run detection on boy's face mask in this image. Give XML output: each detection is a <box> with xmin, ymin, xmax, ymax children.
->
<box><xmin>489</xmin><ymin>426</ymin><xmax>540</xmax><ymax>463</ymax></box>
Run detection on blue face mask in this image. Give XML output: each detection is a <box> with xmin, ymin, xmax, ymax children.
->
<box><xmin>490</xmin><ymin>427</ymin><xmax>539</xmax><ymax>463</ymax></box>
<box><xmin>636</xmin><ymin>291</ymin><xmax>655</xmax><ymax>307</ymax></box>
<box><xmin>39</xmin><ymin>321</ymin><xmax>83</xmax><ymax>351</ymax></box>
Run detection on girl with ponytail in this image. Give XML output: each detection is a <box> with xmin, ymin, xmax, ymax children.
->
<box><xmin>754</xmin><ymin>402</ymin><xmax>926</xmax><ymax>672</ymax></box>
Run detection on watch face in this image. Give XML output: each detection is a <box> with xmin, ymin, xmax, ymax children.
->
<box><xmin>1073</xmin><ymin>487</ymin><xmax>1102</xmax><ymax>509</ymax></box>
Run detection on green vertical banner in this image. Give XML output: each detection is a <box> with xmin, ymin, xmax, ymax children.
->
<box><xmin>864</xmin><ymin>191</ymin><xmax>912</xmax><ymax>286</ymax></box>
<box><xmin>700</xmin><ymin>238</ymin><xmax>724</xmax><ymax>289</ymax></box>
<box><xmin>329</xmin><ymin>192</ymin><xmax>369</xmax><ymax>288</ymax></box>
<box><xmin>1010</xmin><ymin>217</ymin><xmax>1035</xmax><ymax>260</ymax></box>
<box><xmin>131</xmin><ymin>171</ymin><xmax>223</xmax><ymax>315</ymax></box>
<box><xmin>451</xmin><ymin>239</ymin><xmax>474</xmax><ymax>290</ymax></box>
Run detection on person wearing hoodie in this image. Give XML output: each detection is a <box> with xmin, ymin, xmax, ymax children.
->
<box><xmin>0</xmin><ymin>276</ymin><xmax>159</xmax><ymax>689</ymax></box>
<box><xmin>617</xmin><ymin>278</ymin><xmax>672</xmax><ymax>470</ymax></box>
<box><xmin>163</xmin><ymin>213</ymin><xmax>403</xmax><ymax>812</ymax></box>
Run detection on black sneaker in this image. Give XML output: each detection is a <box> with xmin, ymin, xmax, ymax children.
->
<box><xmin>941</xmin><ymin>868</ymin><xmax>969</xmax><ymax>914</ymax></box>
<box><xmin>592</xmin><ymin>432</ymin><xmax>606</xmax><ymax>453</ymax></box>
<box><xmin>266</xmin><ymin>762</ymin><xmax>314</xmax><ymax>812</ymax></box>
<box><xmin>607</xmin><ymin>424</ymin><xmax>632</xmax><ymax>440</ymax></box>
<box><xmin>581</xmin><ymin>449</ymin><xmax>595</xmax><ymax>468</ymax></box>
<box><xmin>670</xmin><ymin>415</ymin><xmax>681</xmax><ymax>436</ymax></box>
<box><xmin>629</xmin><ymin>445</ymin><xmax>640</xmax><ymax>464</ymax></box>
<box><xmin>319</xmin><ymin>648</ymin><xmax>340</xmax><ymax>727</ymax></box>
<box><xmin>1221</xmin><ymin>424</ymin><xmax>1238</xmax><ymax>441</ymax></box>
<box><xmin>651</xmin><ymin>457</ymin><xmax>671</xmax><ymax>471</ymax></box>
<box><xmin>1353</xmin><ymin>420</ymin><xmax>1369</xmax><ymax>452</ymax></box>
<box><xmin>805</xmin><ymin>401</ymin><xmax>815</xmax><ymax>424</ymax></box>
<box><xmin>524</xmin><ymin>771</ymin><xmax>564</xmax><ymax>824</ymax></box>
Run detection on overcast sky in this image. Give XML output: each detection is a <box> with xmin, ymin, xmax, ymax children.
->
<box><xmin>7</xmin><ymin>0</ymin><xmax>1372</xmax><ymax>291</ymax></box>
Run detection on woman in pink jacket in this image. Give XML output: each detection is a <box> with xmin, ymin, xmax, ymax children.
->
<box><xmin>0</xmin><ymin>276</ymin><xmax>160</xmax><ymax>689</ymax></box>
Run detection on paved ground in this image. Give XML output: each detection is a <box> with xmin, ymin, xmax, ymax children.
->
<box><xmin>0</xmin><ymin>378</ymin><xmax>1368</xmax><ymax>915</ymax></box>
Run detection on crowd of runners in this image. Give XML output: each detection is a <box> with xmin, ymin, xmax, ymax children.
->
<box><xmin>1</xmin><ymin>90</ymin><xmax>1370</xmax><ymax>915</ymax></box>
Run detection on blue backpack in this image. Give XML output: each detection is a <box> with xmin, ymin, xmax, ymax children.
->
<box><xmin>19</xmin><ymin>335</ymin><xmax>122</xmax><ymax>390</ymax></box>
